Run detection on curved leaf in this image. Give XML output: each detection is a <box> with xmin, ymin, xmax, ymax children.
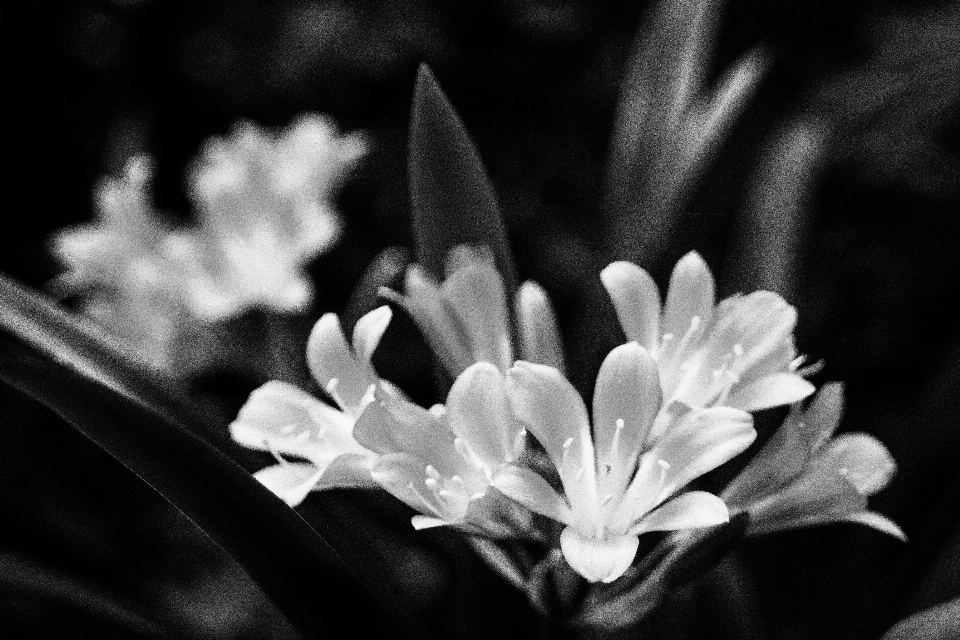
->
<box><xmin>0</xmin><ymin>273</ymin><xmax>220</xmax><ymax>441</ymax></box>
<box><xmin>0</xmin><ymin>336</ymin><xmax>419</xmax><ymax>639</ymax></box>
<box><xmin>408</xmin><ymin>64</ymin><xmax>518</xmax><ymax>297</ymax></box>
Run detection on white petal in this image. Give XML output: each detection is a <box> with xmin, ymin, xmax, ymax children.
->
<box><xmin>800</xmin><ymin>382</ymin><xmax>845</xmax><ymax>448</ymax></box>
<box><xmin>843</xmin><ymin>511</ymin><xmax>907</xmax><ymax>542</ymax></box>
<box><xmin>721</xmin><ymin>408</ymin><xmax>812</xmax><ymax>507</ymax></box>
<box><xmin>383</xmin><ymin>266</ymin><xmax>474</xmax><ymax>375</ymax></box>
<box><xmin>725</xmin><ymin>372</ymin><xmax>815</xmax><ymax>412</ymax></box>
<box><xmin>656</xmin><ymin>407</ymin><xmax>756</xmax><ymax>496</ymax></box>
<box><xmin>493</xmin><ymin>465</ymin><xmax>574</xmax><ymax>526</ymax></box>
<box><xmin>351</xmin><ymin>305</ymin><xmax>393</xmax><ymax>363</ymax></box>
<box><xmin>516</xmin><ymin>281</ymin><xmax>565</xmax><ymax>372</ymax></box>
<box><xmin>592</xmin><ymin>343</ymin><xmax>661</xmax><ymax>497</ymax></box>
<box><xmin>816</xmin><ymin>433</ymin><xmax>897</xmax><ymax>496</ymax></box>
<box><xmin>447</xmin><ymin>362</ymin><xmax>522</xmax><ymax>466</ymax></box>
<box><xmin>631</xmin><ymin>491</ymin><xmax>729</xmax><ymax>534</ymax></box>
<box><xmin>314</xmin><ymin>452</ymin><xmax>378</xmax><ymax>490</ymax></box>
<box><xmin>307</xmin><ymin>313</ymin><xmax>375</xmax><ymax>415</ymax></box>
<box><xmin>661</xmin><ymin>251</ymin><xmax>715</xmax><ymax>359</ymax></box>
<box><xmin>412</xmin><ymin>515</ymin><xmax>451</xmax><ymax>530</ymax></box>
<box><xmin>560</xmin><ymin>527</ymin><xmax>639</xmax><ymax>583</ymax></box>
<box><xmin>230</xmin><ymin>381</ymin><xmax>362</xmax><ymax>466</ymax></box>
<box><xmin>600</xmin><ymin>261</ymin><xmax>661</xmax><ymax>351</ymax></box>
<box><xmin>746</xmin><ymin>468</ymin><xmax>867</xmax><ymax>536</ymax></box>
<box><xmin>441</xmin><ymin>249</ymin><xmax>512</xmax><ymax>371</ymax></box>
<box><xmin>507</xmin><ymin>361</ymin><xmax>598</xmax><ymax>517</ymax></box>
<box><xmin>254</xmin><ymin>463</ymin><xmax>322</xmax><ymax>507</ymax></box>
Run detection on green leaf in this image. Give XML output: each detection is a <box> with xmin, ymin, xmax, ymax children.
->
<box><xmin>408</xmin><ymin>64</ymin><xmax>518</xmax><ymax>296</ymax></box>
<box><xmin>0</xmin><ymin>336</ymin><xmax>420</xmax><ymax>639</ymax></box>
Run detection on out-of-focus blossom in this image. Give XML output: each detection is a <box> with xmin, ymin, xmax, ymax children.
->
<box><xmin>49</xmin><ymin>155</ymin><xmax>187</xmax><ymax>370</ymax></box>
<box><xmin>230</xmin><ymin>306</ymin><xmax>390</xmax><ymax>506</ymax></box>
<box><xmin>383</xmin><ymin>244</ymin><xmax>565</xmax><ymax>376</ymax></box>
<box><xmin>722</xmin><ymin>383</ymin><xmax>906</xmax><ymax>541</ymax></box>
<box><xmin>493</xmin><ymin>343</ymin><xmax>755</xmax><ymax>583</ymax></box>
<box><xmin>601</xmin><ymin>251</ymin><xmax>814</xmax><ymax>415</ymax></box>
<box><xmin>170</xmin><ymin>114</ymin><xmax>367</xmax><ymax>320</ymax></box>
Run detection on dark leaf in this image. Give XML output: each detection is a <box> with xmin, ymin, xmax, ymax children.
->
<box><xmin>408</xmin><ymin>64</ymin><xmax>518</xmax><ymax>296</ymax></box>
<box><xmin>881</xmin><ymin>597</ymin><xmax>960</xmax><ymax>640</ymax></box>
<box><xmin>0</xmin><ymin>336</ymin><xmax>420</xmax><ymax>639</ymax></box>
<box><xmin>0</xmin><ymin>273</ymin><xmax>218</xmax><ymax>441</ymax></box>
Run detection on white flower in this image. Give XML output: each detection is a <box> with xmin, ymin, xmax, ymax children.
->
<box><xmin>601</xmin><ymin>251</ymin><xmax>814</xmax><ymax>414</ymax></box>
<box><xmin>356</xmin><ymin>361</ymin><xmax>529</xmax><ymax>536</ymax></box>
<box><xmin>232</xmin><ymin>306</ymin><xmax>530</xmax><ymax>537</ymax></box>
<box><xmin>493</xmin><ymin>343</ymin><xmax>756</xmax><ymax>583</ymax></box>
<box><xmin>49</xmin><ymin>155</ymin><xmax>186</xmax><ymax>370</ymax></box>
<box><xmin>383</xmin><ymin>245</ymin><xmax>565</xmax><ymax>376</ymax></box>
<box><xmin>172</xmin><ymin>114</ymin><xmax>367</xmax><ymax>320</ymax></box>
<box><xmin>722</xmin><ymin>382</ymin><xmax>906</xmax><ymax>540</ymax></box>
<box><xmin>229</xmin><ymin>306</ymin><xmax>391</xmax><ymax>505</ymax></box>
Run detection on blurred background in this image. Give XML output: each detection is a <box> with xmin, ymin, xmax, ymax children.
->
<box><xmin>1</xmin><ymin>0</ymin><xmax>959</xmax><ymax>637</ymax></box>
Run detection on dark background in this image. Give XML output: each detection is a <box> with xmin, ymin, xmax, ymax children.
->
<box><xmin>2</xmin><ymin>0</ymin><xmax>959</xmax><ymax>637</ymax></box>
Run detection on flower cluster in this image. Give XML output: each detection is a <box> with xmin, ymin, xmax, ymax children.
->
<box><xmin>232</xmin><ymin>247</ymin><xmax>904</xmax><ymax>584</ymax></box>
<box><xmin>50</xmin><ymin>116</ymin><xmax>365</xmax><ymax>369</ymax></box>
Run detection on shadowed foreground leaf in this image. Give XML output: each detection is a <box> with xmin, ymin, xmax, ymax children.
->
<box><xmin>0</xmin><ymin>273</ymin><xmax>216</xmax><ymax>437</ymax></box>
<box><xmin>0</xmin><ymin>336</ymin><xmax>419</xmax><ymax>639</ymax></box>
<box><xmin>408</xmin><ymin>64</ymin><xmax>518</xmax><ymax>297</ymax></box>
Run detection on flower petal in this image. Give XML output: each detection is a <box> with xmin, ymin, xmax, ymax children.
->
<box><xmin>371</xmin><ymin>453</ymin><xmax>472</xmax><ymax>524</ymax></box>
<box><xmin>441</xmin><ymin>246</ymin><xmax>513</xmax><ymax>371</ymax></box>
<box><xmin>843</xmin><ymin>511</ymin><xmax>907</xmax><ymax>541</ymax></box>
<box><xmin>725</xmin><ymin>372</ymin><xmax>814</xmax><ymax>413</ymax></box>
<box><xmin>600</xmin><ymin>261</ymin><xmax>661</xmax><ymax>351</ymax></box>
<box><xmin>656</xmin><ymin>406</ymin><xmax>756</xmax><ymax>496</ymax></box>
<box><xmin>230</xmin><ymin>381</ymin><xmax>362</xmax><ymax>466</ymax></box>
<box><xmin>507</xmin><ymin>361</ymin><xmax>598</xmax><ymax>518</ymax></box>
<box><xmin>660</xmin><ymin>252</ymin><xmax>715</xmax><ymax>361</ymax></box>
<box><xmin>800</xmin><ymin>381</ymin><xmax>845</xmax><ymax>449</ymax></box>
<box><xmin>351</xmin><ymin>305</ymin><xmax>393</xmax><ymax>363</ymax></box>
<box><xmin>592</xmin><ymin>343</ymin><xmax>661</xmax><ymax>497</ymax></box>
<box><xmin>447</xmin><ymin>362</ymin><xmax>523</xmax><ymax>466</ymax></box>
<box><xmin>745</xmin><ymin>466</ymin><xmax>868</xmax><ymax>536</ymax></box>
<box><xmin>493</xmin><ymin>465</ymin><xmax>574</xmax><ymax>526</ymax></box>
<box><xmin>560</xmin><ymin>527</ymin><xmax>639</xmax><ymax>583</ymax></box>
<box><xmin>630</xmin><ymin>491</ymin><xmax>729</xmax><ymax>535</ymax></box>
<box><xmin>314</xmin><ymin>452</ymin><xmax>378</xmax><ymax>490</ymax></box>
<box><xmin>254</xmin><ymin>463</ymin><xmax>322</xmax><ymax>507</ymax></box>
<box><xmin>382</xmin><ymin>266</ymin><xmax>474</xmax><ymax>375</ymax></box>
<box><xmin>307</xmin><ymin>313</ymin><xmax>375</xmax><ymax>415</ymax></box>
<box><xmin>815</xmin><ymin>433</ymin><xmax>897</xmax><ymax>496</ymax></box>
<box><xmin>516</xmin><ymin>281</ymin><xmax>565</xmax><ymax>372</ymax></box>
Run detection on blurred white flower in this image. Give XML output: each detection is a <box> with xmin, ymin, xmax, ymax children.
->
<box><xmin>383</xmin><ymin>244</ymin><xmax>565</xmax><ymax>376</ymax></box>
<box><xmin>171</xmin><ymin>114</ymin><xmax>367</xmax><ymax>320</ymax></box>
<box><xmin>49</xmin><ymin>155</ymin><xmax>187</xmax><ymax>370</ymax></box>
<box><xmin>601</xmin><ymin>251</ymin><xmax>815</xmax><ymax>414</ymax></box>
<box><xmin>722</xmin><ymin>382</ymin><xmax>906</xmax><ymax>541</ymax></box>
<box><xmin>493</xmin><ymin>343</ymin><xmax>755</xmax><ymax>583</ymax></box>
<box><xmin>230</xmin><ymin>306</ymin><xmax>391</xmax><ymax>506</ymax></box>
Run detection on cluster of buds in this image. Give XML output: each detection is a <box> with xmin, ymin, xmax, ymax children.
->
<box><xmin>232</xmin><ymin>246</ymin><xmax>903</xmax><ymax>586</ymax></box>
<box><xmin>50</xmin><ymin>115</ymin><xmax>366</xmax><ymax>369</ymax></box>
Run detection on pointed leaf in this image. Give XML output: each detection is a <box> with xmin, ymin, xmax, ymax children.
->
<box><xmin>408</xmin><ymin>64</ymin><xmax>518</xmax><ymax>298</ymax></box>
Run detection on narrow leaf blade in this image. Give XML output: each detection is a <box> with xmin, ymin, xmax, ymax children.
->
<box><xmin>408</xmin><ymin>64</ymin><xmax>517</xmax><ymax>295</ymax></box>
